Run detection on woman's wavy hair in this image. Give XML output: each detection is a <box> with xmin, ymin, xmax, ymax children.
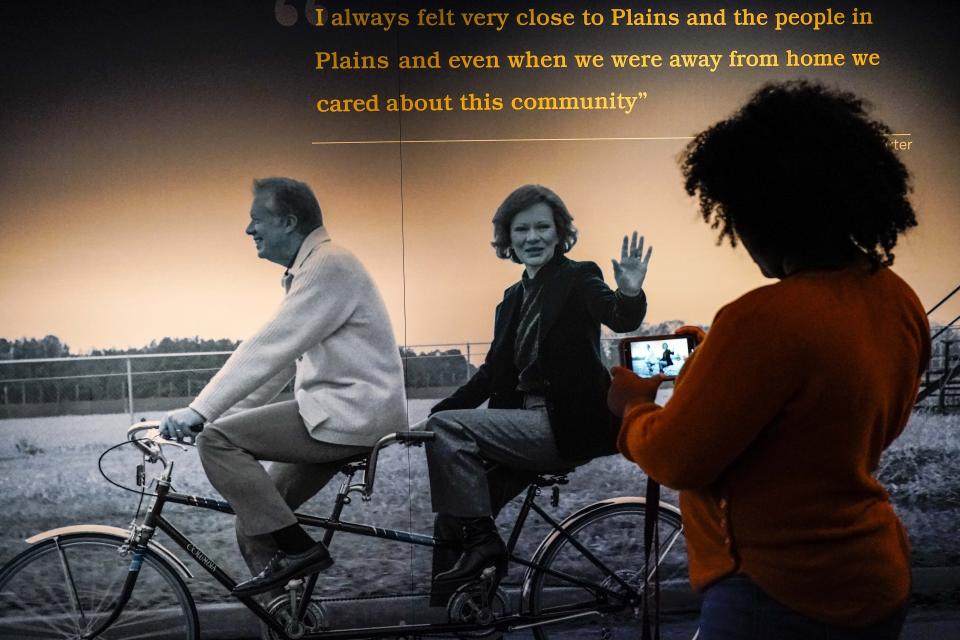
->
<box><xmin>680</xmin><ymin>80</ymin><xmax>916</xmax><ymax>268</ymax></box>
<box><xmin>491</xmin><ymin>184</ymin><xmax>578</xmax><ymax>263</ymax></box>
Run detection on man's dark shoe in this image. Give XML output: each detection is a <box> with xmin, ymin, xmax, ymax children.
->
<box><xmin>433</xmin><ymin>516</ymin><xmax>507</xmax><ymax>592</ymax></box>
<box><xmin>232</xmin><ymin>542</ymin><xmax>333</xmax><ymax>596</ymax></box>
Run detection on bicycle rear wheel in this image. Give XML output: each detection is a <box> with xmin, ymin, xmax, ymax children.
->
<box><xmin>0</xmin><ymin>533</ymin><xmax>199</xmax><ymax>639</ymax></box>
<box><xmin>526</xmin><ymin>499</ymin><xmax>688</xmax><ymax>640</ymax></box>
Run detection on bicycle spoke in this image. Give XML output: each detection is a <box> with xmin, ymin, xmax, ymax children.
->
<box><xmin>18</xmin><ymin>554</ymin><xmax>86</xmax><ymax>637</ymax></box>
<box><xmin>90</xmin><ymin>558</ymin><xmax>127</xmax><ymax>616</ymax></box>
<box><xmin>528</xmin><ymin>503</ymin><xmax>688</xmax><ymax>640</ymax></box>
<box><xmin>533</xmin><ymin>503</ymin><xmax>637</xmax><ymax>596</ymax></box>
<box><xmin>106</xmin><ymin>621</ymin><xmax>192</xmax><ymax>640</ymax></box>
<box><xmin>0</xmin><ymin>593</ymin><xmax>77</xmax><ymax>638</ymax></box>
<box><xmin>65</xmin><ymin>547</ymin><xmax>130</xmax><ymax>637</ymax></box>
<box><xmin>54</xmin><ymin>537</ymin><xmax>87</xmax><ymax>634</ymax></box>
<box><xmin>0</xmin><ymin>535</ymin><xmax>197</xmax><ymax>639</ymax></box>
<box><xmin>650</xmin><ymin>528</ymin><xmax>684</xmax><ymax>581</ymax></box>
<box><xmin>109</xmin><ymin>605</ymin><xmax>193</xmax><ymax>633</ymax></box>
<box><xmin>519</xmin><ymin>556</ymin><xmax>630</xmax><ymax>601</ymax></box>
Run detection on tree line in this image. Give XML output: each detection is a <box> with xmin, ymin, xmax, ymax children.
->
<box><xmin>0</xmin><ymin>336</ymin><xmax>239</xmax><ymax>405</ymax></box>
<box><xmin>2</xmin><ymin>321</ymin><xmax>951</xmax><ymax>406</ymax></box>
<box><xmin>0</xmin><ymin>336</ymin><xmax>475</xmax><ymax>405</ymax></box>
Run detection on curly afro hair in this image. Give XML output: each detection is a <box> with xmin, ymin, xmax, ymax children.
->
<box><xmin>680</xmin><ymin>81</ymin><xmax>916</xmax><ymax>268</ymax></box>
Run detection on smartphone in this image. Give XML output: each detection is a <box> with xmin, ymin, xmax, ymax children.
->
<box><xmin>619</xmin><ymin>334</ymin><xmax>697</xmax><ymax>380</ymax></box>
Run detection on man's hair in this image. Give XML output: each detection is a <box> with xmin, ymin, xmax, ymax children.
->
<box><xmin>252</xmin><ymin>177</ymin><xmax>323</xmax><ymax>235</ymax></box>
<box><xmin>680</xmin><ymin>80</ymin><xmax>916</xmax><ymax>268</ymax></box>
<box><xmin>491</xmin><ymin>184</ymin><xmax>578</xmax><ymax>263</ymax></box>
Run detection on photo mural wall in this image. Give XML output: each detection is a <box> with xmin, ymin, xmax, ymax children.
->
<box><xmin>1</xmin><ymin>0</ymin><xmax>957</xmax><ymax>620</ymax></box>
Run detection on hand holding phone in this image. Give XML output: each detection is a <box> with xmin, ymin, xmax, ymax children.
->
<box><xmin>607</xmin><ymin>365</ymin><xmax>667</xmax><ymax>416</ymax></box>
<box><xmin>674</xmin><ymin>325</ymin><xmax>706</xmax><ymax>346</ymax></box>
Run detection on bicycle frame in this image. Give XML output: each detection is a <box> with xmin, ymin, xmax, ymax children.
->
<box><xmin>137</xmin><ymin>475</ymin><xmax>641</xmax><ymax>638</ymax></box>
<box><xmin>87</xmin><ymin>426</ymin><xmax>650</xmax><ymax>639</ymax></box>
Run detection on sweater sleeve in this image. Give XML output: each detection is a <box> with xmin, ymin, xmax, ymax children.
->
<box><xmin>217</xmin><ymin>363</ymin><xmax>296</xmax><ymax>418</ymax></box>
<box><xmin>577</xmin><ymin>262</ymin><xmax>647</xmax><ymax>333</ymax></box>
<box><xmin>617</xmin><ymin>289</ymin><xmax>804</xmax><ymax>489</ymax></box>
<box><xmin>190</xmin><ymin>253</ymin><xmax>359</xmax><ymax>422</ymax></box>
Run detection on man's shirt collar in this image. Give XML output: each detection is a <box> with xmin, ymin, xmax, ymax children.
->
<box><xmin>282</xmin><ymin>226</ymin><xmax>330</xmax><ymax>289</ymax></box>
<box><xmin>287</xmin><ymin>226</ymin><xmax>330</xmax><ymax>272</ymax></box>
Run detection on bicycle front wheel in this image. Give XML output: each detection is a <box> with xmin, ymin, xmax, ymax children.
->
<box><xmin>526</xmin><ymin>499</ymin><xmax>688</xmax><ymax>640</ymax></box>
<box><xmin>0</xmin><ymin>533</ymin><xmax>199</xmax><ymax>639</ymax></box>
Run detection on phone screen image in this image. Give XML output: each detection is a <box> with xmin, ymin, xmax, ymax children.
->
<box><xmin>627</xmin><ymin>336</ymin><xmax>693</xmax><ymax>379</ymax></box>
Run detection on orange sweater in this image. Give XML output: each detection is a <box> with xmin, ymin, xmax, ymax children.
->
<box><xmin>618</xmin><ymin>264</ymin><xmax>929</xmax><ymax>626</ymax></box>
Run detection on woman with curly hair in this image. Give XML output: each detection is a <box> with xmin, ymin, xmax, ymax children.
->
<box><xmin>421</xmin><ymin>184</ymin><xmax>652</xmax><ymax>602</ymax></box>
<box><xmin>609</xmin><ymin>81</ymin><xmax>929</xmax><ymax>638</ymax></box>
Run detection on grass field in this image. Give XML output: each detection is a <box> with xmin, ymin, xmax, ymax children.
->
<box><xmin>0</xmin><ymin>405</ymin><xmax>957</xmax><ymax>605</ymax></box>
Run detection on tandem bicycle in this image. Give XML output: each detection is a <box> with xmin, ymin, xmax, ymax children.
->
<box><xmin>0</xmin><ymin>420</ymin><xmax>688</xmax><ymax>639</ymax></box>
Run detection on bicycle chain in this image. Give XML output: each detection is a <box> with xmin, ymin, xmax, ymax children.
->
<box><xmin>307</xmin><ymin>580</ymin><xmax>519</xmax><ymax>605</ymax></box>
<box><xmin>309</xmin><ymin>589</ymin><xmax>432</xmax><ymax>603</ymax></box>
<box><xmin>301</xmin><ymin>587</ymin><xmax>505</xmax><ymax>639</ymax></box>
<box><xmin>305</xmin><ymin>586</ymin><xmax>612</xmax><ymax>640</ymax></box>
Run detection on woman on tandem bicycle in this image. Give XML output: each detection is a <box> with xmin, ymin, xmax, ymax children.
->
<box><xmin>417</xmin><ymin>184</ymin><xmax>653</xmax><ymax>603</ymax></box>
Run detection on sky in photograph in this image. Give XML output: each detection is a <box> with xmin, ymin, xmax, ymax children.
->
<box><xmin>1</xmin><ymin>1</ymin><xmax>957</xmax><ymax>352</ymax></box>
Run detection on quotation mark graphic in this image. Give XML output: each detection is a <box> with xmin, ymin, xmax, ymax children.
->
<box><xmin>274</xmin><ymin>0</ymin><xmax>322</xmax><ymax>26</ymax></box>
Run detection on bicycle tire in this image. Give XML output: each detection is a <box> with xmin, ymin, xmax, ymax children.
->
<box><xmin>525</xmin><ymin>499</ymin><xmax>687</xmax><ymax>640</ymax></box>
<box><xmin>0</xmin><ymin>532</ymin><xmax>199</xmax><ymax>639</ymax></box>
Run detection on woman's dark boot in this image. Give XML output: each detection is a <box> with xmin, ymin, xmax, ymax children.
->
<box><xmin>433</xmin><ymin>516</ymin><xmax>507</xmax><ymax>589</ymax></box>
<box><xmin>429</xmin><ymin>513</ymin><xmax>465</xmax><ymax>607</ymax></box>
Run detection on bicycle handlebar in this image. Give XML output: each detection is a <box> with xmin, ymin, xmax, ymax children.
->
<box><xmin>126</xmin><ymin>420</ymin><xmax>191</xmax><ymax>463</ymax></box>
<box><xmin>359</xmin><ymin>431</ymin><xmax>435</xmax><ymax>499</ymax></box>
<box><xmin>127</xmin><ymin>420</ymin><xmax>161</xmax><ymax>438</ymax></box>
<box><xmin>393</xmin><ymin>431</ymin><xmax>435</xmax><ymax>445</ymax></box>
<box><xmin>126</xmin><ymin>421</ymin><xmax>163</xmax><ymax>458</ymax></box>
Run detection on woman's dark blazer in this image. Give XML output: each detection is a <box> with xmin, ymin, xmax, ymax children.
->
<box><xmin>431</xmin><ymin>255</ymin><xmax>647</xmax><ymax>462</ymax></box>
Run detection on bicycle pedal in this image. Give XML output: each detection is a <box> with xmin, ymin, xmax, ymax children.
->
<box><xmin>447</xmin><ymin>581</ymin><xmax>510</xmax><ymax>630</ymax></box>
<box><xmin>285</xmin><ymin>578</ymin><xmax>304</xmax><ymax>610</ymax></box>
<box><xmin>284</xmin><ymin>578</ymin><xmax>304</xmax><ymax>591</ymax></box>
<box><xmin>478</xmin><ymin>566</ymin><xmax>497</xmax><ymax>584</ymax></box>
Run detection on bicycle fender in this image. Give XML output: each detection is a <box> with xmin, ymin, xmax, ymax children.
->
<box><xmin>519</xmin><ymin>496</ymin><xmax>681</xmax><ymax>603</ymax></box>
<box><xmin>25</xmin><ymin>524</ymin><xmax>193</xmax><ymax>580</ymax></box>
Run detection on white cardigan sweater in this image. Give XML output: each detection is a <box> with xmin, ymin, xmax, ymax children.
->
<box><xmin>190</xmin><ymin>227</ymin><xmax>407</xmax><ymax>446</ymax></box>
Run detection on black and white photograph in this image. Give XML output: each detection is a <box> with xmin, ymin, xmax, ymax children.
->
<box><xmin>1</xmin><ymin>2</ymin><xmax>958</xmax><ymax>638</ymax></box>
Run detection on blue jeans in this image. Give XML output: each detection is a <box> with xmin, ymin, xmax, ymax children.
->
<box><xmin>699</xmin><ymin>574</ymin><xmax>907</xmax><ymax>640</ymax></box>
